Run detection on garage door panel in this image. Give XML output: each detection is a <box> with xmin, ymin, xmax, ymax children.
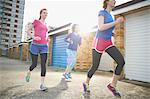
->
<box><xmin>125</xmin><ymin>9</ymin><xmax>150</xmax><ymax>82</ymax></box>
<box><xmin>52</xmin><ymin>33</ymin><xmax>68</xmax><ymax>68</ymax></box>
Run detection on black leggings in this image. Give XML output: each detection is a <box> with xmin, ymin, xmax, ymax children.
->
<box><xmin>29</xmin><ymin>53</ymin><xmax>47</xmax><ymax>76</ymax></box>
<box><xmin>87</xmin><ymin>46</ymin><xmax>125</xmax><ymax>78</ymax></box>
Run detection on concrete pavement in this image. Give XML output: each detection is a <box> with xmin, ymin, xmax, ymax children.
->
<box><xmin>0</xmin><ymin>57</ymin><xmax>149</xmax><ymax>99</ymax></box>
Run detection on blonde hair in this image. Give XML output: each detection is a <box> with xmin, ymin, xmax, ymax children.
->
<box><xmin>71</xmin><ymin>24</ymin><xmax>79</xmax><ymax>33</ymax></box>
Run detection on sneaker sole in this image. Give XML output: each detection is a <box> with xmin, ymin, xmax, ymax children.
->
<box><xmin>40</xmin><ymin>88</ymin><xmax>48</xmax><ymax>91</ymax></box>
<box><xmin>64</xmin><ymin>78</ymin><xmax>71</xmax><ymax>82</ymax></box>
<box><xmin>107</xmin><ymin>86</ymin><xmax>121</xmax><ymax>97</ymax></box>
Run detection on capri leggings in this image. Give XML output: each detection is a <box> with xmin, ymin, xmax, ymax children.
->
<box><xmin>29</xmin><ymin>53</ymin><xmax>47</xmax><ymax>76</ymax></box>
<box><xmin>87</xmin><ymin>46</ymin><xmax>125</xmax><ymax>78</ymax></box>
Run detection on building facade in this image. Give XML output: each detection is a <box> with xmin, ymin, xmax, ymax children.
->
<box><xmin>0</xmin><ymin>0</ymin><xmax>25</xmax><ymax>54</ymax></box>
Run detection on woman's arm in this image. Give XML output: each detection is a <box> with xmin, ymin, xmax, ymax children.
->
<box><xmin>64</xmin><ymin>33</ymin><xmax>73</xmax><ymax>44</ymax></box>
<box><xmin>98</xmin><ymin>16</ymin><xmax>124</xmax><ymax>31</ymax></box>
<box><xmin>26</xmin><ymin>22</ymin><xmax>41</xmax><ymax>40</ymax></box>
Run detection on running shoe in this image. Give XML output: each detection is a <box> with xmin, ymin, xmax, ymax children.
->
<box><xmin>83</xmin><ymin>82</ymin><xmax>90</xmax><ymax>93</ymax></box>
<box><xmin>107</xmin><ymin>83</ymin><xmax>121</xmax><ymax>97</ymax></box>
<box><xmin>25</xmin><ymin>75</ymin><xmax>30</xmax><ymax>82</ymax></box>
<box><xmin>40</xmin><ymin>84</ymin><xmax>48</xmax><ymax>91</ymax></box>
<box><xmin>62</xmin><ymin>73</ymin><xmax>71</xmax><ymax>82</ymax></box>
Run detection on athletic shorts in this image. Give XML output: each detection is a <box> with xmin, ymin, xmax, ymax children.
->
<box><xmin>29</xmin><ymin>43</ymin><xmax>48</xmax><ymax>55</ymax></box>
<box><xmin>92</xmin><ymin>38</ymin><xmax>114</xmax><ymax>53</ymax></box>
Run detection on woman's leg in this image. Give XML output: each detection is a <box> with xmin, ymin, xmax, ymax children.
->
<box><xmin>40</xmin><ymin>53</ymin><xmax>47</xmax><ymax>85</ymax></box>
<box><xmin>105</xmin><ymin>46</ymin><xmax>125</xmax><ymax>87</ymax></box>
<box><xmin>86</xmin><ymin>49</ymin><xmax>102</xmax><ymax>84</ymax></box>
<box><xmin>65</xmin><ymin>57</ymin><xmax>74</xmax><ymax>74</ymax></box>
<box><xmin>29</xmin><ymin>53</ymin><xmax>38</xmax><ymax>71</ymax></box>
<box><xmin>65</xmin><ymin>53</ymin><xmax>76</xmax><ymax>74</ymax></box>
<box><xmin>83</xmin><ymin>49</ymin><xmax>102</xmax><ymax>92</ymax></box>
<box><xmin>26</xmin><ymin>53</ymin><xmax>38</xmax><ymax>82</ymax></box>
<box><xmin>63</xmin><ymin>50</ymin><xmax>76</xmax><ymax>80</ymax></box>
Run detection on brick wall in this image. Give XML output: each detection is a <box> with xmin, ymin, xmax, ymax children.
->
<box><xmin>114</xmin><ymin>15</ymin><xmax>125</xmax><ymax>80</ymax></box>
<box><xmin>47</xmin><ymin>36</ymin><xmax>53</xmax><ymax>66</ymax></box>
<box><xmin>75</xmin><ymin>32</ymin><xmax>95</xmax><ymax>71</ymax></box>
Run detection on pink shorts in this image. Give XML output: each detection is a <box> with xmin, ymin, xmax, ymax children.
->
<box><xmin>92</xmin><ymin>38</ymin><xmax>114</xmax><ymax>53</ymax></box>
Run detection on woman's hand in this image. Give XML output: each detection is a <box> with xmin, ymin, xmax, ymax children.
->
<box><xmin>115</xmin><ymin>17</ymin><xmax>124</xmax><ymax>24</ymax></box>
<box><xmin>32</xmin><ymin>36</ymin><xmax>41</xmax><ymax>40</ymax></box>
<box><xmin>66</xmin><ymin>39</ymin><xmax>73</xmax><ymax>44</ymax></box>
<box><xmin>70</xmin><ymin>40</ymin><xmax>73</xmax><ymax>44</ymax></box>
<box><xmin>112</xmin><ymin>32</ymin><xmax>116</xmax><ymax>36</ymax></box>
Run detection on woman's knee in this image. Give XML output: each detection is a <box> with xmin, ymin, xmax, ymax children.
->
<box><xmin>87</xmin><ymin>65</ymin><xmax>99</xmax><ymax>78</ymax></box>
<box><xmin>118</xmin><ymin>58</ymin><xmax>125</xmax><ymax>67</ymax></box>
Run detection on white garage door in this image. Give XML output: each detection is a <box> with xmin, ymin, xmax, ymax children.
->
<box><xmin>125</xmin><ymin>9</ymin><xmax>150</xmax><ymax>82</ymax></box>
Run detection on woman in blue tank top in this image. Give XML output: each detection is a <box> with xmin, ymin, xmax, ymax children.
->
<box><xmin>83</xmin><ymin>0</ymin><xmax>125</xmax><ymax>97</ymax></box>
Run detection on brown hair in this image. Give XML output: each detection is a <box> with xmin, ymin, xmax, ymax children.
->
<box><xmin>103</xmin><ymin>0</ymin><xmax>109</xmax><ymax>9</ymax></box>
<box><xmin>39</xmin><ymin>8</ymin><xmax>47</xmax><ymax>20</ymax></box>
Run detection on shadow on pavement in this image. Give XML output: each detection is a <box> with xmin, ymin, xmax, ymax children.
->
<box><xmin>0</xmin><ymin>85</ymin><xmax>23</xmax><ymax>96</ymax></box>
<box><xmin>83</xmin><ymin>92</ymin><xmax>91</xmax><ymax>99</ymax></box>
<box><xmin>16</xmin><ymin>78</ymin><xmax>68</xmax><ymax>99</ymax></box>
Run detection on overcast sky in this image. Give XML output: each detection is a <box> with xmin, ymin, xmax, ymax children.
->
<box><xmin>22</xmin><ymin>0</ymin><xmax>132</xmax><ymax>41</ymax></box>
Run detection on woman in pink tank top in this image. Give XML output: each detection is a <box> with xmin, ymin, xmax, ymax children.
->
<box><xmin>25</xmin><ymin>8</ymin><xmax>49</xmax><ymax>91</ymax></box>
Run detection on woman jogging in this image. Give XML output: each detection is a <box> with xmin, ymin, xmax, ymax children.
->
<box><xmin>25</xmin><ymin>8</ymin><xmax>49</xmax><ymax>91</ymax></box>
<box><xmin>83</xmin><ymin>0</ymin><xmax>125</xmax><ymax>97</ymax></box>
<box><xmin>62</xmin><ymin>24</ymin><xmax>82</xmax><ymax>81</ymax></box>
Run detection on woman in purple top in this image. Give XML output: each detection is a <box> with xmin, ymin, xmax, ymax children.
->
<box><xmin>83</xmin><ymin>0</ymin><xmax>125</xmax><ymax>97</ymax></box>
<box><xmin>62</xmin><ymin>24</ymin><xmax>81</xmax><ymax>81</ymax></box>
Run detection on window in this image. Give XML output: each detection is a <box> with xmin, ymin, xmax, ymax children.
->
<box><xmin>17</xmin><ymin>0</ymin><xmax>20</xmax><ymax>3</ymax></box>
<box><xmin>13</xmin><ymin>35</ymin><xmax>16</xmax><ymax>38</ymax></box>
<box><xmin>6</xmin><ymin>34</ymin><xmax>9</xmax><ymax>37</ymax></box>
<box><xmin>5</xmin><ymin>45</ymin><xmax>8</xmax><ymax>48</ymax></box>
<box><xmin>5</xmin><ymin>39</ymin><xmax>8</xmax><ymax>42</ymax></box>
<box><xmin>14</xmin><ymin>30</ymin><xmax>17</xmax><ymax>33</ymax></box>
<box><xmin>13</xmin><ymin>40</ymin><xmax>16</xmax><ymax>43</ymax></box>
<box><xmin>6</xmin><ymin>29</ymin><xmax>10</xmax><ymax>32</ymax></box>
<box><xmin>7</xmin><ymin>13</ymin><xmax>11</xmax><ymax>16</ymax></box>
<box><xmin>7</xmin><ymin>24</ymin><xmax>10</xmax><ymax>26</ymax></box>
<box><xmin>16</xmin><ymin>5</ymin><xmax>19</xmax><ymax>8</ymax></box>
<box><xmin>14</xmin><ymin>25</ymin><xmax>17</xmax><ymax>28</ymax></box>
<box><xmin>5</xmin><ymin>13</ymin><xmax>11</xmax><ymax>16</ymax></box>
<box><xmin>5</xmin><ymin>3</ymin><xmax>12</xmax><ymax>6</ymax></box>
<box><xmin>4</xmin><ymin>13</ymin><xmax>7</xmax><ymax>16</ymax></box>
<box><xmin>8</xmin><ymin>19</ymin><xmax>11</xmax><ymax>21</ymax></box>
<box><xmin>5</xmin><ymin>8</ymin><xmax>11</xmax><ymax>11</ymax></box>
<box><xmin>15</xmin><ymin>20</ymin><xmax>18</xmax><ymax>23</ymax></box>
<box><xmin>16</xmin><ymin>10</ymin><xmax>19</xmax><ymax>13</ymax></box>
<box><xmin>15</xmin><ymin>15</ymin><xmax>18</xmax><ymax>18</ymax></box>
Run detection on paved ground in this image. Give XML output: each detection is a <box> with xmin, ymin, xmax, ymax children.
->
<box><xmin>0</xmin><ymin>57</ymin><xmax>150</xmax><ymax>99</ymax></box>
